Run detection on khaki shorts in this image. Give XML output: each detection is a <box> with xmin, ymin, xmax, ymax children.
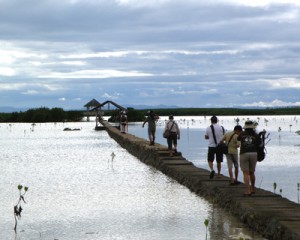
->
<box><xmin>226</xmin><ymin>154</ymin><xmax>239</xmax><ymax>169</ymax></box>
<box><xmin>240</xmin><ymin>152</ymin><xmax>257</xmax><ymax>172</ymax></box>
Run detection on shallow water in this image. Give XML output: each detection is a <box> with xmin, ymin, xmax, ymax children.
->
<box><xmin>0</xmin><ymin>120</ymin><xmax>268</xmax><ymax>239</ymax></box>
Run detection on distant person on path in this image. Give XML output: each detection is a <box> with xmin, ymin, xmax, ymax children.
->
<box><xmin>237</xmin><ymin>120</ymin><xmax>261</xmax><ymax>196</ymax></box>
<box><xmin>205</xmin><ymin>115</ymin><xmax>225</xmax><ymax>179</ymax></box>
<box><xmin>220</xmin><ymin>125</ymin><xmax>242</xmax><ymax>185</ymax></box>
<box><xmin>120</xmin><ymin>110</ymin><xmax>128</xmax><ymax>134</ymax></box>
<box><xmin>142</xmin><ymin>110</ymin><xmax>159</xmax><ymax>145</ymax></box>
<box><xmin>164</xmin><ymin>115</ymin><xmax>180</xmax><ymax>157</ymax></box>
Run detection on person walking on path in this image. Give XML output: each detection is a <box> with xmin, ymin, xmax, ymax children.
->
<box><xmin>220</xmin><ymin>125</ymin><xmax>242</xmax><ymax>185</ymax></box>
<box><xmin>205</xmin><ymin>115</ymin><xmax>225</xmax><ymax>179</ymax></box>
<box><xmin>164</xmin><ymin>115</ymin><xmax>180</xmax><ymax>157</ymax></box>
<box><xmin>142</xmin><ymin>110</ymin><xmax>159</xmax><ymax>145</ymax></box>
<box><xmin>237</xmin><ymin>120</ymin><xmax>261</xmax><ymax>196</ymax></box>
<box><xmin>120</xmin><ymin>110</ymin><xmax>128</xmax><ymax>134</ymax></box>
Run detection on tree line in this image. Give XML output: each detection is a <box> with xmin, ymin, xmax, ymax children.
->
<box><xmin>1</xmin><ymin>106</ymin><xmax>300</xmax><ymax>123</ymax></box>
<box><xmin>0</xmin><ymin>107</ymin><xmax>83</xmax><ymax>122</ymax></box>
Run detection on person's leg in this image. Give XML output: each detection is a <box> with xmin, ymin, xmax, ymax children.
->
<box><xmin>167</xmin><ymin>137</ymin><xmax>172</xmax><ymax>156</ymax></box>
<box><xmin>173</xmin><ymin>135</ymin><xmax>178</xmax><ymax>153</ymax></box>
<box><xmin>250</xmin><ymin>171</ymin><xmax>256</xmax><ymax>193</ymax></box>
<box><xmin>208</xmin><ymin>161</ymin><xmax>214</xmax><ymax>171</ymax></box>
<box><xmin>226</xmin><ymin>155</ymin><xmax>234</xmax><ymax>184</ymax></box>
<box><xmin>216</xmin><ymin>151</ymin><xmax>223</xmax><ymax>175</ymax></box>
<box><xmin>207</xmin><ymin>147</ymin><xmax>215</xmax><ymax>178</ymax></box>
<box><xmin>217</xmin><ymin>162</ymin><xmax>221</xmax><ymax>175</ymax></box>
<box><xmin>243</xmin><ymin>171</ymin><xmax>251</xmax><ymax>194</ymax></box>
<box><xmin>207</xmin><ymin>147</ymin><xmax>214</xmax><ymax>171</ymax></box>
<box><xmin>147</xmin><ymin>128</ymin><xmax>152</xmax><ymax>144</ymax></box>
<box><xmin>170</xmin><ymin>136</ymin><xmax>176</xmax><ymax>156</ymax></box>
<box><xmin>249</xmin><ymin>153</ymin><xmax>257</xmax><ymax>193</ymax></box>
<box><xmin>232</xmin><ymin>154</ymin><xmax>239</xmax><ymax>183</ymax></box>
<box><xmin>240</xmin><ymin>153</ymin><xmax>251</xmax><ymax>194</ymax></box>
<box><xmin>234</xmin><ymin>167</ymin><xmax>239</xmax><ymax>182</ymax></box>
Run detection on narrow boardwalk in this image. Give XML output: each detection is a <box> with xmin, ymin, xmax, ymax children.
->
<box><xmin>100</xmin><ymin>120</ymin><xmax>300</xmax><ymax>240</ymax></box>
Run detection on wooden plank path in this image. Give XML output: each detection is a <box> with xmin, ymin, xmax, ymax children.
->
<box><xmin>100</xmin><ymin>120</ymin><xmax>300</xmax><ymax>240</ymax></box>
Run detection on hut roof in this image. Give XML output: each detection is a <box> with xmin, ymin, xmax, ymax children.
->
<box><xmin>84</xmin><ymin>99</ymin><xmax>100</xmax><ymax>108</ymax></box>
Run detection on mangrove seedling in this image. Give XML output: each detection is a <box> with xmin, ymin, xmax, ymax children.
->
<box><xmin>204</xmin><ymin>219</ymin><xmax>209</xmax><ymax>240</ymax></box>
<box><xmin>14</xmin><ymin>185</ymin><xmax>29</xmax><ymax>232</ymax></box>
<box><xmin>273</xmin><ymin>182</ymin><xmax>277</xmax><ymax>194</ymax></box>
<box><xmin>297</xmin><ymin>183</ymin><xmax>300</xmax><ymax>204</ymax></box>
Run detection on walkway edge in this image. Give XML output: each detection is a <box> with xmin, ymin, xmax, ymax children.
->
<box><xmin>101</xmin><ymin>120</ymin><xmax>300</xmax><ymax>240</ymax></box>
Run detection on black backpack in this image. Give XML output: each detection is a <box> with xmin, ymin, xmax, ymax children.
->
<box><xmin>257</xmin><ymin>130</ymin><xmax>269</xmax><ymax>162</ymax></box>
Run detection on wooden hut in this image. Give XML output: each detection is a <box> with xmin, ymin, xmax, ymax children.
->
<box><xmin>84</xmin><ymin>99</ymin><xmax>100</xmax><ymax>121</ymax></box>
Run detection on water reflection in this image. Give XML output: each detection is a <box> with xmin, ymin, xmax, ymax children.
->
<box><xmin>207</xmin><ymin>204</ymin><xmax>261</xmax><ymax>240</ymax></box>
<box><xmin>0</xmin><ymin>122</ymin><xmax>266</xmax><ymax>239</ymax></box>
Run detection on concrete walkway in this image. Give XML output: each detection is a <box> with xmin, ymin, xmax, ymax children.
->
<box><xmin>100</xmin><ymin>120</ymin><xmax>300</xmax><ymax>240</ymax></box>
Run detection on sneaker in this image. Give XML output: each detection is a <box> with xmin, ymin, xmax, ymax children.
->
<box><xmin>209</xmin><ymin>170</ymin><xmax>215</xmax><ymax>179</ymax></box>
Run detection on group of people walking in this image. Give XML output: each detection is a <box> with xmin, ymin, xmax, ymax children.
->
<box><xmin>205</xmin><ymin>115</ymin><xmax>262</xmax><ymax>196</ymax></box>
<box><xmin>142</xmin><ymin>112</ymin><xmax>262</xmax><ymax>197</ymax></box>
<box><xmin>143</xmin><ymin>112</ymin><xmax>180</xmax><ymax>156</ymax></box>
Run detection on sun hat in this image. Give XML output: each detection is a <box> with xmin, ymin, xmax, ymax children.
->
<box><xmin>243</xmin><ymin>120</ymin><xmax>256</xmax><ymax>129</ymax></box>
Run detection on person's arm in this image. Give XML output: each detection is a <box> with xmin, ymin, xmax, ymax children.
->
<box><xmin>142</xmin><ymin>118</ymin><xmax>147</xmax><ymax>127</ymax></box>
<box><xmin>164</xmin><ymin>121</ymin><xmax>169</xmax><ymax>131</ymax></box>
<box><xmin>142</xmin><ymin>119</ymin><xmax>147</xmax><ymax>127</ymax></box>
<box><xmin>233</xmin><ymin>135</ymin><xmax>240</xmax><ymax>148</ymax></box>
<box><xmin>205</xmin><ymin>127</ymin><xmax>209</xmax><ymax>140</ymax></box>
<box><xmin>176</xmin><ymin>123</ymin><xmax>180</xmax><ymax>139</ymax></box>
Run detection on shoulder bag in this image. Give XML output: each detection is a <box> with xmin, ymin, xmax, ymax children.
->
<box><xmin>163</xmin><ymin>121</ymin><xmax>175</xmax><ymax>138</ymax></box>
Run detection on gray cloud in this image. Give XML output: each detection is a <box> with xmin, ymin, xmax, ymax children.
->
<box><xmin>1</xmin><ymin>0</ymin><xmax>300</xmax><ymax>109</ymax></box>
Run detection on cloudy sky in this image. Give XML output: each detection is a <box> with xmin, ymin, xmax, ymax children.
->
<box><xmin>1</xmin><ymin>0</ymin><xmax>300</xmax><ymax>110</ymax></box>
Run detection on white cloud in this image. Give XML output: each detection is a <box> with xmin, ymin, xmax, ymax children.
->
<box><xmin>241</xmin><ymin>99</ymin><xmax>300</xmax><ymax>108</ymax></box>
<box><xmin>59</xmin><ymin>98</ymin><xmax>66</xmax><ymax>101</ymax></box>
<box><xmin>0</xmin><ymin>67</ymin><xmax>16</xmax><ymax>76</ymax></box>
<box><xmin>1</xmin><ymin>0</ymin><xmax>300</xmax><ymax>109</ymax></box>
<box><xmin>21</xmin><ymin>90</ymin><xmax>39</xmax><ymax>95</ymax></box>
<box><xmin>0</xmin><ymin>83</ymin><xmax>26</xmax><ymax>91</ymax></box>
<box><xmin>116</xmin><ymin>0</ymin><xmax>300</xmax><ymax>8</ymax></box>
<box><xmin>38</xmin><ymin>69</ymin><xmax>153</xmax><ymax>79</ymax></box>
<box><xmin>61</xmin><ymin>61</ymin><xmax>86</xmax><ymax>66</ymax></box>
<box><xmin>101</xmin><ymin>92</ymin><xmax>121</xmax><ymax>99</ymax></box>
<box><xmin>60</xmin><ymin>51</ymin><xmax>130</xmax><ymax>59</ymax></box>
<box><xmin>242</xmin><ymin>91</ymin><xmax>254</xmax><ymax>96</ymax></box>
<box><xmin>264</xmin><ymin>78</ymin><xmax>300</xmax><ymax>89</ymax></box>
<box><xmin>227</xmin><ymin>0</ymin><xmax>300</xmax><ymax>7</ymax></box>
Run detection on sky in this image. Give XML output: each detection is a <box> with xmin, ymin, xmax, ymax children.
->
<box><xmin>1</xmin><ymin>0</ymin><xmax>300</xmax><ymax>110</ymax></box>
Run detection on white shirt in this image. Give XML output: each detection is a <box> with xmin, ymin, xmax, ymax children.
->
<box><xmin>205</xmin><ymin>123</ymin><xmax>224</xmax><ymax>147</ymax></box>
